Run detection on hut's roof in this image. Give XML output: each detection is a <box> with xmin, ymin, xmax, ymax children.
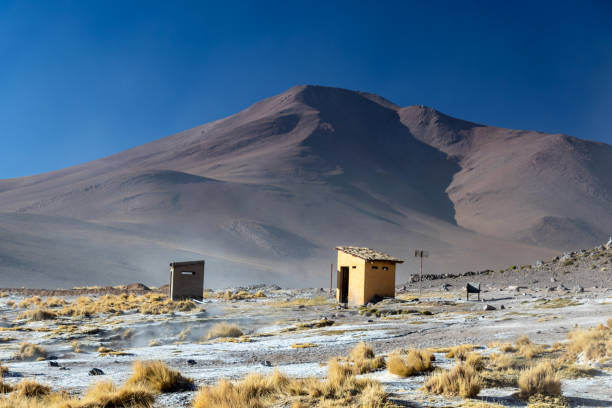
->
<box><xmin>335</xmin><ymin>246</ymin><xmax>404</xmax><ymax>263</ymax></box>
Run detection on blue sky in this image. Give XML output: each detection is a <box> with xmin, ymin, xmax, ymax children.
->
<box><xmin>1</xmin><ymin>1</ymin><xmax>611</xmax><ymax>178</ymax></box>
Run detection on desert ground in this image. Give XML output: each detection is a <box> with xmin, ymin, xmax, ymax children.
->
<box><xmin>0</xmin><ymin>246</ymin><xmax>611</xmax><ymax>407</ymax></box>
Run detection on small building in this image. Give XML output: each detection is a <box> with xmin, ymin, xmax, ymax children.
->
<box><xmin>335</xmin><ymin>246</ymin><xmax>403</xmax><ymax>305</ymax></box>
<box><xmin>169</xmin><ymin>260</ymin><xmax>205</xmax><ymax>301</ymax></box>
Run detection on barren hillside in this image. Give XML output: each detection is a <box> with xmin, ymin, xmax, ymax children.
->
<box><xmin>1</xmin><ymin>85</ymin><xmax>609</xmax><ymax>288</ymax></box>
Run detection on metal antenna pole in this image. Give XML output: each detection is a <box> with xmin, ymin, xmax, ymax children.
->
<box><xmin>420</xmin><ymin>254</ymin><xmax>423</xmax><ymax>295</ymax></box>
<box><xmin>330</xmin><ymin>264</ymin><xmax>333</xmax><ymax>297</ymax></box>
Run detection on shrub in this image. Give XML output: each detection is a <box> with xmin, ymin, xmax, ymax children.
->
<box><xmin>14</xmin><ymin>343</ymin><xmax>47</xmax><ymax>361</ymax></box>
<box><xmin>388</xmin><ymin>349</ymin><xmax>434</xmax><ymax>377</ymax></box>
<box><xmin>18</xmin><ymin>308</ymin><xmax>57</xmax><ymax>321</ymax></box>
<box><xmin>192</xmin><ymin>364</ymin><xmax>386</xmax><ymax>408</ymax></box>
<box><xmin>446</xmin><ymin>344</ymin><xmax>475</xmax><ymax>360</ymax></box>
<box><xmin>79</xmin><ymin>380</ymin><xmax>155</xmax><ymax>408</ymax></box>
<box><xmin>518</xmin><ymin>361</ymin><xmax>561</xmax><ymax>398</ymax></box>
<box><xmin>126</xmin><ymin>361</ymin><xmax>194</xmax><ymax>393</ymax></box>
<box><xmin>498</xmin><ymin>343</ymin><xmax>517</xmax><ymax>353</ymax></box>
<box><xmin>348</xmin><ymin>343</ymin><xmax>385</xmax><ymax>374</ymax></box>
<box><xmin>0</xmin><ymin>380</ymin><xmax>12</xmax><ymax>393</ymax></box>
<box><xmin>465</xmin><ymin>353</ymin><xmax>485</xmax><ymax>371</ymax></box>
<box><xmin>514</xmin><ymin>336</ymin><xmax>544</xmax><ymax>359</ymax></box>
<box><xmin>488</xmin><ymin>353</ymin><xmax>519</xmax><ymax>370</ymax></box>
<box><xmin>566</xmin><ymin>324</ymin><xmax>611</xmax><ymax>361</ymax></box>
<box><xmin>12</xmin><ymin>379</ymin><xmax>51</xmax><ymax>398</ymax></box>
<box><xmin>359</xmin><ymin>382</ymin><xmax>387</xmax><ymax>408</ymax></box>
<box><xmin>205</xmin><ymin>323</ymin><xmax>243</xmax><ymax>340</ymax></box>
<box><xmin>423</xmin><ymin>364</ymin><xmax>481</xmax><ymax>398</ymax></box>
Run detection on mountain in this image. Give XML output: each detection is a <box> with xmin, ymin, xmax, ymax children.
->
<box><xmin>0</xmin><ymin>85</ymin><xmax>610</xmax><ymax>288</ymax></box>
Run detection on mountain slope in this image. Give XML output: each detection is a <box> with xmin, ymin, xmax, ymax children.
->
<box><xmin>0</xmin><ymin>85</ymin><xmax>609</xmax><ymax>288</ymax></box>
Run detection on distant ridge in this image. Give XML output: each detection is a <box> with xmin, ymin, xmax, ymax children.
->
<box><xmin>1</xmin><ymin>85</ymin><xmax>610</xmax><ymax>288</ymax></box>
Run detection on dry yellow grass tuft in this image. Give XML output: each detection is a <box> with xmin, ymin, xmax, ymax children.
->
<box><xmin>192</xmin><ymin>363</ymin><xmax>388</xmax><ymax>408</ymax></box>
<box><xmin>205</xmin><ymin>323</ymin><xmax>243</xmax><ymax>340</ymax></box>
<box><xmin>291</xmin><ymin>343</ymin><xmax>317</xmax><ymax>349</ymax></box>
<box><xmin>18</xmin><ymin>308</ymin><xmax>57</xmax><ymax>321</ymax></box>
<box><xmin>446</xmin><ymin>344</ymin><xmax>476</xmax><ymax>360</ymax></box>
<box><xmin>423</xmin><ymin>364</ymin><xmax>481</xmax><ymax>398</ymax></box>
<box><xmin>465</xmin><ymin>353</ymin><xmax>485</xmax><ymax>371</ymax></box>
<box><xmin>14</xmin><ymin>342</ymin><xmax>47</xmax><ymax>361</ymax></box>
<box><xmin>488</xmin><ymin>353</ymin><xmax>519</xmax><ymax>370</ymax></box>
<box><xmin>0</xmin><ymin>380</ymin><xmax>12</xmax><ymax>393</ymax></box>
<box><xmin>387</xmin><ymin>349</ymin><xmax>434</xmax><ymax>377</ymax></box>
<box><xmin>565</xmin><ymin>322</ymin><xmax>612</xmax><ymax>362</ymax></box>
<box><xmin>126</xmin><ymin>360</ymin><xmax>194</xmax><ymax>393</ymax></box>
<box><xmin>49</xmin><ymin>293</ymin><xmax>197</xmax><ymax>318</ymax></box>
<box><xmin>498</xmin><ymin>342</ymin><xmax>518</xmax><ymax>353</ymax></box>
<box><xmin>348</xmin><ymin>342</ymin><xmax>386</xmax><ymax>374</ymax></box>
<box><xmin>358</xmin><ymin>381</ymin><xmax>388</xmax><ymax>408</ymax></box>
<box><xmin>518</xmin><ymin>361</ymin><xmax>561</xmax><ymax>399</ymax></box>
<box><xmin>267</xmin><ymin>296</ymin><xmax>330</xmax><ymax>308</ymax></box>
<box><xmin>514</xmin><ymin>336</ymin><xmax>544</xmax><ymax>359</ymax></box>
<box><xmin>177</xmin><ymin>327</ymin><xmax>192</xmax><ymax>341</ymax></box>
<box><xmin>221</xmin><ymin>290</ymin><xmax>267</xmax><ymax>301</ymax></box>
<box><xmin>78</xmin><ymin>380</ymin><xmax>155</xmax><ymax>408</ymax></box>
<box><xmin>12</xmin><ymin>379</ymin><xmax>51</xmax><ymax>398</ymax></box>
<box><xmin>71</xmin><ymin>341</ymin><xmax>82</xmax><ymax>353</ymax></box>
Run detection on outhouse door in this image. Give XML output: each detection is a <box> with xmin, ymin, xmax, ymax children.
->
<box><xmin>339</xmin><ymin>266</ymin><xmax>349</xmax><ymax>303</ymax></box>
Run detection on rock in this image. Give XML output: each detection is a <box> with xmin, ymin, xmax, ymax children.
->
<box><xmin>187</xmin><ymin>359</ymin><xmax>197</xmax><ymax>366</ymax></box>
<box><xmin>48</xmin><ymin>361</ymin><xmax>59</xmax><ymax>367</ymax></box>
<box><xmin>548</xmin><ymin>287</ymin><xmax>557</xmax><ymax>292</ymax></box>
<box><xmin>261</xmin><ymin>360</ymin><xmax>272</xmax><ymax>367</ymax></box>
<box><xmin>535</xmin><ymin>260</ymin><xmax>544</xmax><ymax>267</ymax></box>
<box><xmin>483</xmin><ymin>304</ymin><xmax>496</xmax><ymax>311</ymax></box>
<box><xmin>606</xmin><ymin>237</ymin><xmax>612</xmax><ymax>249</ymax></box>
<box><xmin>367</xmin><ymin>319</ymin><xmax>374</xmax><ymax>323</ymax></box>
<box><xmin>88</xmin><ymin>368</ymin><xmax>104</xmax><ymax>376</ymax></box>
<box><xmin>500</xmin><ymin>304</ymin><xmax>505</xmax><ymax>309</ymax></box>
<box><xmin>550</xmin><ymin>277</ymin><xmax>557</xmax><ymax>283</ymax></box>
<box><xmin>126</xmin><ymin>282</ymin><xmax>150</xmax><ymax>291</ymax></box>
<box><xmin>441</xmin><ymin>284</ymin><xmax>451</xmax><ymax>291</ymax></box>
<box><xmin>574</xmin><ymin>286</ymin><xmax>584</xmax><ymax>293</ymax></box>
<box><xmin>506</xmin><ymin>285</ymin><xmax>519</xmax><ymax>292</ymax></box>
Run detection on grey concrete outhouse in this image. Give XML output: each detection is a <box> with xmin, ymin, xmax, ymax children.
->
<box><xmin>169</xmin><ymin>260</ymin><xmax>205</xmax><ymax>301</ymax></box>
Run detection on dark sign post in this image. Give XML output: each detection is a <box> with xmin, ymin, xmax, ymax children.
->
<box><xmin>414</xmin><ymin>250</ymin><xmax>429</xmax><ymax>294</ymax></box>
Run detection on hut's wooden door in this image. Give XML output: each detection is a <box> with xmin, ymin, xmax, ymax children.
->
<box><xmin>339</xmin><ymin>266</ymin><xmax>349</xmax><ymax>303</ymax></box>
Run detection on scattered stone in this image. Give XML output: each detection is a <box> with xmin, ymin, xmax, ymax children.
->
<box><xmin>261</xmin><ymin>360</ymin><xmax>272</xmax><ymax>367</ymax></box>
<box><xmin>548</xmin><ymin>287</ymin><xmax>557</xmax><ymax>292</ymax></box>
<box><xmin>441</xmin><ymin>284</ymin><xmax>451</xmax><ymax>291</ymax></box>
<box><xmin>48</xmin><ymin>361</ymin><xmax>59</xmax><ymax>367</ymax></box>
<box><xmin>187</xmin><ymin>359</ymin><xmax>197</xmax><ymax>366</ymax></box>
<box><xmin>500</xmin><ymin>304</ymin><xmax>505</xmax><ymax>310</ymax></box>
<box><xmin>483</xmin><ymin>304</ymin><xmax>496</xmax><ymax>311</ymax></box>
<box><xmin>574</xmin><ymin>286</ymin><xmax>584</xmax><ymax>293</ymax></box>
<box><xmin>88</xmin><ymin>368</ymin><xmax>104</xmax><ymax>376</ymax></box>
<box><xmin>550</xmin><ymin>277</ymin><xmax>557</xmax><ymax>283</ymax></box>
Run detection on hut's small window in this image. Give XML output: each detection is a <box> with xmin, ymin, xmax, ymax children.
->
<box><xmin>181</xmin><ymin>271</ymin><xmax>195</xmax><ymax>275</ymax></box>
<box><xmin>382</xmin><ymin>266</ymin><xmax>389</xmax><ymax>271</ymax></box>
<box><xmin>372</xmin><ymin>266</ymin><xmax>378</xmax><ymax>270</ymax></box>
<box><xmin>352</xmin><ymin>266</ymin><xmax>356</xmax><ymax>269</ymax></box>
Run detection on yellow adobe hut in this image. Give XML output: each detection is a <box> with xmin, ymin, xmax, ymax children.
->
<box><xmin>335</xmin><ymin>246</ymin><xmax>404</xmax><ymax>305</ymax></box>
